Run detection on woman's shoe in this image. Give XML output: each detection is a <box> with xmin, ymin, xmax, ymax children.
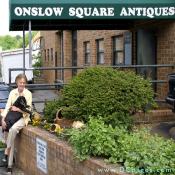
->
<box><xmin>7</xmin><ymin>167</ymin><xmax>12</xmax><ymax>174</ymax></box>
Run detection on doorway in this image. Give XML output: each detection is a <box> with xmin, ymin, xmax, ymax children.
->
<box><xmin>137</xmin><ymin>29</ymin><xmax>157</xmax><ymax>90</ymax></box>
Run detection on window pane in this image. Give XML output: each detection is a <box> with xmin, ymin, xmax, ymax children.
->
<box><xmin>47</xmin><ymin>49</ymin><xmax>49</xmax><ymax>60</ymax></box>
<box><xmin>124</xmin><ymin>32</ymin><xmax>132</xmax><ymax>65</ymax></box>
<box><xmin>51</xmin><ymin>48</ymin><xmax>53</xmax><ymax>61</ymax></box>
<box><xmin>99</xmin><ymin>40</ymin><xmax>104</xmax><ymax>51</ymax></box>
<box><xmin>84</xmin><ymin>42</ymin><xmax>90</xmax><ymax>64</ymax></box>
<box><xmin>97</xmin><ymin>39</ymin><xmax>104</xmax><ymax>64</ymax></box>
<box><xmin>99</xmin><ymin>53</ymin><xmax>104</xmax><ymax>64</ymax></box>
<box><xmin>114</xmin><ymin>37</ymin><xmax>123</xmax><ymax>51</ymax></box>
<box><xmin>114</xmin><ymin>52</ymin><xmax>124</xmax><ymax>65</ymax></box>
<box><xmin>85</xmin><ymin>53</ymin><xmax>90</xmax><ymax>64</ymax></box>
<box><xmin>117</xmin><ymin>52</ymin><xmax>124</xmax><ymax>64</ymax></box>
<box><xmin>86</xmin><ymin>42</ymin><xmax>90</xmax><ymax>52</ymax></box>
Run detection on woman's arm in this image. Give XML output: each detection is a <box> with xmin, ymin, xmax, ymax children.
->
<box><xmin>1</xmin><ymin>91</ymin><xmax>13</xmax><ymax>119</ymax></box>
<box><xmin>26</xmin><ymin>91</ymin><xmax>32</xmax><ymax>110</ymax></box>
<box><xmin>1</xmin><ymin>91</ymin><xmax>13</xmax><ymax>128</ymax></box>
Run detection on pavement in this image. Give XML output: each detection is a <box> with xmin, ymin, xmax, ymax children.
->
<box><xmin>0</xmin><ymin>167</ymin><xmax>25</xmax><ymax>175</ymax></box>
<box><xmin>32</xmin><ymin>90</ymin><xmax>58</xmax><ymax>113</ymax></box>
<box><xmin>0</xmin><ymin>90</ymin><xmax>58</xmax><ymax>175</ymax></box>
<box><xmin>151</xmin><ymin>121</ymin><xmax>175</xmax><ymax>139</ymax></box>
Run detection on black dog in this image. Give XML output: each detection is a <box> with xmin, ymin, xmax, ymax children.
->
<box><xmin>4</xmin><ymin>96</ymin><xmax>32</xmax><ymax>131</ymax></box>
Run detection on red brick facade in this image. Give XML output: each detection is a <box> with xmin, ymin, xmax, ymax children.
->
<box><xmin>40</xmin><ymin>21</ymin><xmax>175</xmax><ymax>100</ymax></box>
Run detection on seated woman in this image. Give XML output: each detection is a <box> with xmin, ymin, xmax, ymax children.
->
<box><xmin>1</xmin><ymin>74</ymin><xmax>32</xmax><ymax>174</ymax></box>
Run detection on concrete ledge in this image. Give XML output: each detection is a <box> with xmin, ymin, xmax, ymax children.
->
<box><xmin>15</xmin><ymin>126</ymin><xmax>129</xmax><ymax>175</ymax></box>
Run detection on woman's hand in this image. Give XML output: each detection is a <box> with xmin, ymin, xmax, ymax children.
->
<box><xmin>11</xmin><ymin>106</ymin><xmax>20</xmax><ymax>112</ymax></box>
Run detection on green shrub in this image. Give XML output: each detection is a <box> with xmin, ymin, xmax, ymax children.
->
<box><xmin>68</xmin><ymin>117</ymin><xmax>126</xmax><ymax>161</ymax></box>
<box><xmin>62</xmin><ymin>66</ymin><xmax>155</xmax><ymax>126</ymax></box>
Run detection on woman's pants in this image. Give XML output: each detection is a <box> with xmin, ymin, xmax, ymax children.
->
<box><xmin>6</xmin><ymin>118</ymin><xmax>25</xmax><ymax>167</ymax></box>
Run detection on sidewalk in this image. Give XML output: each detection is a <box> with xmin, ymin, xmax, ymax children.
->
<box><xmin>32</xmin><ymin>90</ymin><xmax>58</xmax><ymax>113</ymax></box>
<box><xmin>0</xmin><ymin>167</ymin><xmax>25</xmax><ymax>175</ymax></box>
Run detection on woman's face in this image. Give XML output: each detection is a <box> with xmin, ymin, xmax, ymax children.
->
<box><xmin>17</xmin><ymin>78</ymin><xmax>26</xmax><ymax>92</ymax></box>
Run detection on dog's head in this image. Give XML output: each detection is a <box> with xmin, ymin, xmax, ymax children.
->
<box><xmin>13</xmin><ymin>96</ymin><xmax>30</xmax><ymax>112</ymax></box>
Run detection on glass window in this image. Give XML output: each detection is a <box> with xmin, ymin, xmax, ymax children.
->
<box><xmin>47</xmin><ymin>49</ymin><xmax>49</xmax><ymax>61</ymax></box>
<box><xmin>113</xmin><ymin>32</ymin><xmax>132</xmax><ymax>65</ymax></box>
<box><xmin>44</xmin><ymin>49</ymin><xmax>46</xmax><ymax>61</ymax></box>
<box><xmin>51</xmin><ymin>48</ymin><xmax>53</xmax><ymax>61</ymax></box>
<box><xmin>113</xmin><ymin>36</ymin><xmax>124</xmax><ymax>65</ymax></box>
<box><xmin>97</xmin><ymin>39</ymin><xmax>104</xmax><ymax>64</ymax></box>
<box><xmin>84</xmin><ymin>41</ymin><xmax>90</xmax><ymax>65</ymax></box>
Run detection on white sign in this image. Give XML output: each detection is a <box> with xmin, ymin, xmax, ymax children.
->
<box><xmin>36</xmin><ymin>138</ymin><xmax>47</xmax><ymax>174</ymax></box>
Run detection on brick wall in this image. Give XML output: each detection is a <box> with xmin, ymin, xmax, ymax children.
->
<box><xmin>63</xmin><ymin>31</ymin><xmax>73</xmax><ymax>83</ymax></box>
<box><xmin>40</xmin><ymin>22</ymin><xmax>175</xmax><ymax>99</ymax></box>
<box><xmin>40</xmin><ymin>31</ymin><xmax>61</xmax><ymax>83</ymax></box>
<box><xmin>77</xmin><ymin>30</ymin><xmax>127</xmax><ymax>67</ymax></box>
<box><xmin>15</xmin><ymin>126</ymin><xmax>129</xmax><ymax>175</ymax></box>
<box><xmin>156</xmin><ymin>22</ymin><xmax>175</xmax><ymax>99</ymax></box>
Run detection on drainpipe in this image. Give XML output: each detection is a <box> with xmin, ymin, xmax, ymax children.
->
<box><xmin>23</xmin><ymin>26</ymin><xmax>25</xmax><ymax>74</ymax></box>
<box><xmin>61</xmin><ymin>30</ymin><xmax>64</xmax><ymax>82</ymax></box>
<box><xmin>29</xmin><ymin>20</ymin><xmax>32</xmax><ymax>67</ymax></box>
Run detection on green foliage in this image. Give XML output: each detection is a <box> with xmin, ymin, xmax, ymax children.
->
<box><xmin>115</xmin><ymin>129</ymin><xmax>175</xmax><ymax>175</ymax></box>
<box><xmin>68</xmin><ymin>118</ymin><xmax>175</xmax><ymax>175</ymax></box>
<box><xmin>0</xmin><ymin>31</ymin><xmax>38</xmax><ymax>51</ymax></box>
<box><xmin>17</xmin><ymin>31</ymin><xmax>38</xmax><ymax>48</ymax></box>
<box><xmin>0</xmin><ymin>35</ymin><xmax>18</xmax><ymax>50</ymax></box>
<box><xmin>0</xmin><ymin>141</ymin><xmax>6</xmax><ymax>148</ymax></box>
<box><xmin>62</xmin><ymin>67</ymin><xmax>155</xmax><ymax>126</ymax></box>
<box><xmin>68</xmin><ymin>117</ymin><xmax>125</xmax><ymax>161</ymax></box>
<box><xmin>32</xmin><ymin>52</ymin><xmax>42</xmax><ymax>77</ymax></box>
<box><xmin>43</xmin><ymin>98</ymin><xmax>65</xmax><ymax>123</ymax></box>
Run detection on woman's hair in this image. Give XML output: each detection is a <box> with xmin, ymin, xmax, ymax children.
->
<box><xmin>15</xmin><ymin>74</ymin><xmax>28</xmax><ymax>84</ymax></box>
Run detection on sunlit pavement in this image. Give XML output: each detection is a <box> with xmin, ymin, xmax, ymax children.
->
<box><xmin>151</xmin><ymin>121</ymin><xmax>175</xmax><ymax>139</ymax></box>
<box><xmin>32</xmin><ymin>90</ymin><xmax>58</xmax><ymax>113</ymax></box>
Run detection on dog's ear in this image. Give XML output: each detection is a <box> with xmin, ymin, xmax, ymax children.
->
<box><xmin>13</xmin><ymin>96</ymin><xmax>27</xmax><ymax>109</ymax></box>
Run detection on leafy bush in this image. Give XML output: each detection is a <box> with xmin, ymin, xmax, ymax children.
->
<box><xmin>68</xmin><ymin>118</ymin><xmax>175</xmax><ymax>175</ymax></box>
<box><xmin>68</xmin><ymin>117</ymin><xmax>126</xmax><ymax>161</ymax></box>
<box><xmin>62</xmin><ymin>67</ymin><xmax>155</xmax><ymax>126</ymax></box>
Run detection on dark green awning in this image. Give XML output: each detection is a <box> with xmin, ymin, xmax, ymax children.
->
<box><xmin>9</xmin><ymin>0</ymin><xmax>175</xmax><ymax>30</ymax></box>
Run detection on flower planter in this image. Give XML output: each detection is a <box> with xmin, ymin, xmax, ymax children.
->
<box><xmin>55</xmin><ymin>109</ymin><xmax>74</xmax><ymax>128</ymax></box>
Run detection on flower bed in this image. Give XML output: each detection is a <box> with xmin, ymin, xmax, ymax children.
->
<box><xmin>15</xmin><ymin>126</ymin><xmax>129</xmax><ymax>175</ymax></box>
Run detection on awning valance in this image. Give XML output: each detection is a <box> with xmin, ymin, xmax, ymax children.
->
<box><xmin>9</xmin><ymin>0</ymin><xmax>175</xmax><ymax>30</ymax></box>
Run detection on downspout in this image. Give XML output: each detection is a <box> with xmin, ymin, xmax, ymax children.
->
<box><xmin>29</xmin><ymin>20</ymin><xmax>32</xmax><ymax>67</ymax></box>
<box><xmin>61</xmin><ymin>30</ymin><xmax>64</xmax><ymax>82</ymax></box>
<box><xmin>23</xmin><ymin>25</ymin><xmax>25</xmax><ymax>74</ymax></box>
